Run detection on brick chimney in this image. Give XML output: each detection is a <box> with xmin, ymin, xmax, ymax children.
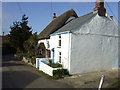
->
<box><xmin>52</xmin><ymin>13</ymin><xmax>57</xmax><ymax>20</ymax></box>
<box><xmin>93</xmin><ymin>0</ymin><xmax>106</xmax><ymax>16</ymax></box>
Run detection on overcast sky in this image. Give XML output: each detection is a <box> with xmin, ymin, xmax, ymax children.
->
<box><xmin>2</xmin><ymin>1</ymin><xmax>119</xmax><ymax>35</ymax></box>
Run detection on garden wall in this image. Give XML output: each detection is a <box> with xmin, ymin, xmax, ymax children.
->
<box><xmin>36</xmin><ymin>58</ymin><xmax>57</xmax><ymax>76</ymax></box>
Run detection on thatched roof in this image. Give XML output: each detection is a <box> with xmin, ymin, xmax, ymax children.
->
<box><xmin>38</xmin><ymin>9</ymin><xmax>78</xmax><ymax>40</ymax></box>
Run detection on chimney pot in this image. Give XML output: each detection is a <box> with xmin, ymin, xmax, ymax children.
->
<box><xmin>52</xmin><ymin>13</ymin><xmax>57</xmax><ymax>20</ymax></box>
<box><xmin>53</xmin><ymin>13</ymin><xmax>56</xmax><ymax>16</ymax></box>
<box><xmin>93</xmin><ymin>0</ymin><xmax>106</xmax><ymax>16</ymax></box>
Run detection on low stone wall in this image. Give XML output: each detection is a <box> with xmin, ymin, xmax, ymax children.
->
<box><xmin>22</xmin><ymin>57</ymin><xmax>36</xmax><ymax>67</ymax></box>
<box><xmin>22</xmin><ymin>57</ymin><xmax>28</xmax><ymax>63</ymax></box>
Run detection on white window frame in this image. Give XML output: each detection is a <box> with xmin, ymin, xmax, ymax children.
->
<box><xmin>58</xmin><ymin>35</ymin><xmax>61</xmax><ymax>47</ymax></box>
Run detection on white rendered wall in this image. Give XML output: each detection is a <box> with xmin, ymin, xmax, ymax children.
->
<box><xmin>70</xmin><ymin>14</ymin><xmax>118</xmax><ymax>74</ymax></box>
<box><xmin>39</xmin><ymin>61</ymin><xmax>54</xmax><ymax>76</ymax></box>
<box><xmin>49</xmin><ymin>35</ymin><xmax>59</xmax><ymax>62</ymax></box>
<box><xmin>50</xmin><ymin>33</ymin><xmax>70</xmax><ymax>69</ymax></box>
<box><xmin>38</xmin><ymin>39</ymin><xmax>50</xmax><ymax>49</ymax></box>
<box><xmin>61</xmin><ymin>33</ymin><xmax>70</xmax><ymax>69</ymax></box>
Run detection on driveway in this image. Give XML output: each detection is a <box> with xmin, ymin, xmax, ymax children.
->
<box><xmin>2</xmin><ymin>55</ymin><xmax>72</xmax><ymax>88</ymax></box>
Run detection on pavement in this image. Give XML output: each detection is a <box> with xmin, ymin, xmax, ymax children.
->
<box><xmin>2</xmin><ymin>54</ymin><xmax>72</xmax><ymax>88</ymax></box>
<box><xmin>57</xmin><ymin>69</ymin><xmax>119</xmax><ymax>88</ymax></box>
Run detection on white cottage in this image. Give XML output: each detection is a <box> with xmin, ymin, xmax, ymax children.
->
<box><xmin>37</xmin><ymin>1</ymin><xmax>119</xmax><ymax>74</ymax></box>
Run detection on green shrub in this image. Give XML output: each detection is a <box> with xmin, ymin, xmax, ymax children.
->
<box><xmin>31</xmin><ymin>56</ymin><xmax>36</xmax><ymax>64</ymax></box>
<box><xmin>26</xmin><ymin>56</ymin><xmax>36</xmax><ymax>64</ymax></box>
<box><xmin>48</xmin><ymin>63</ymin><xmax>62</xmax><ymax>68</ymax></box>
<box><xmin>48</xmin><ymin>59</ymin><xmax>52</xmax><ymax>64</ymax></box>
<box><xmin>23</xmin><ymin>53</ymin><xmax>33</xmax><ymax>59</ymax></box>
<box><xmin>53</xmin><ymin>69</ymin><xmax>69</xmax><ymax>78</ymax></box>
<box><xmin>2</xmin><ymin>42</ymin><xmax>16</xmax><ymax>55</ymax></box>
<box><xmin>16</xmin><ymin>53</ymin><xmax>24</xmax><ymax>57</ymax></box>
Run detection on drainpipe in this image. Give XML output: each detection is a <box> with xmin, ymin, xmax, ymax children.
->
<box><xmin>68</xmin><ymin>31</ymin><xmax>71</xmax><ymax>72</ymax></box>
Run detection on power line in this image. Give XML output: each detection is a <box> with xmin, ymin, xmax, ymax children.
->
<box><xmin>16</xmin><ymin>2</ymin><xmax>23</xmax><ymax>15</ymax></box>
<box><xmin>51</xmin><ymin>0</ymin><xmax>53</xmax><ymax>20</ymax></box>
<box><xmin>105</xmin><ymin>2</ymin><xmax>120</xmax><ymax>25</ymax></box>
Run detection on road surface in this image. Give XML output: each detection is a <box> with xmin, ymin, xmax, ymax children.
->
<box><xmin>2</xmin><ymin>55</ymin><xmax>72</xmax><ymax>88</ymax></box>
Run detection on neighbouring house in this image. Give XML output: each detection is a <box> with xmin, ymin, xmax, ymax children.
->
<box><xmin>37</xmin><ymin>0</ymin><xmax>119</xmax><ymax>74</ymax></box>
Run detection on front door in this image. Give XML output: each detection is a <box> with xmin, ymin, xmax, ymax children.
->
<box><xmin>51</xmin><ymin>48</ymin><xmax>54</xmax><ymax>63</ymax></box>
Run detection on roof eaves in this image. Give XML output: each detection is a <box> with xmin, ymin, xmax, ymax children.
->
<box><xmin>37</xmin><ymin>9</ymin><xmax>78</xmax><ymax>40</ymax></box>
<box><xmin>53</xmin><ymin>12</ymin><xmax>97</xmax><ymax>35</ymax></box>
<box><xmin>50</xmin><ymin>31</ymin><xmax>70</xmax><ymax>36</ymax></box>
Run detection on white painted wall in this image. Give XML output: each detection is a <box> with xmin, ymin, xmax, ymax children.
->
<box><xmin>61</xmin><ymin>33</ymin><xmax>71</xmax><ymax>69</ymax></box>
<box><xmin>50</xmin><ymin>33</ymin><xmax>71</xmax><ymax>70</ymax></box>
<box><xmin>38</xmin><ymin>60</ymin><xmax>63</xmax><ymax>76</ymax></box>
<box><xmin>49</xmin><ymin>35</ymin><xmax>59</xmax><ymax>62</ymax></box>
<box><xmin>70</xmin><ymin>14</ymin><xmax>118</xmax><ymax>74</ymax></box>
<box><xmin>38</xmin><ymin>39</ymin><xmax>50</xmax><ymax>49</ymax></box>
<box><xmin>39</xmin><ymin>61</ymin><xmax>54</xmax><ymax>76</ymax></box>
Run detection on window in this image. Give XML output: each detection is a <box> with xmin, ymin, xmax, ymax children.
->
<box><xmin>58</xmin><ymin>35</ymin><xmax>61</xmax><ymax>47</ymax></box>
<box><xmin>59</xmin><ymin>52</ymin><xmax>61</xmax><ymax>63</ymax></box>
<box><xmin>47</xmin><ymin>41</ymin><xmax>50</xmax><ymax>48</ymax></box>
<box><xmin>59</xmin><ymin>35</ymin><xmax>61</xmax><ymax>38</ymax></box>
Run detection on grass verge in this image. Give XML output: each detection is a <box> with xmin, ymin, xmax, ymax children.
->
<box><xmin>36</xmin><ymin>69</ymin><xmax>63</xmax><ymax>79</ymax></box>
<box><xmin>106</xmin><ymin>78</ymin><xmax>120</xmax><ymax>88</ymax></box>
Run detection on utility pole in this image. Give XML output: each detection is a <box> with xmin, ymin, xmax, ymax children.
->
<box><xmin>98</xmin><ymin>75</ymin><xmax>104</xmax><ymax>90</ymax></box>
<box><xmin>3</xmin><ymin>32</ymin><xmax>4</xmax><ymax>36</ymax></box>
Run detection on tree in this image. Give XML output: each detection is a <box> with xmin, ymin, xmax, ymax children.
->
<box><xmin>2</xmin><ymin>35</ymin><xmax>16</xmax><ymax>55</ymax></box>
<box><xmin>24</xmin><ymin>32</ymin><xmax>38</xmax><ymax>56</ymax></box>
<box><xmin>9</xmin><ymin>14</ymin><xmax>32</xmax><ymax>53</ymax></box>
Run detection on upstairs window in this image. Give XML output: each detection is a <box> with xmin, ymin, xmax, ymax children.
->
<box><xmin>58</xmin><ymin>35</ymin><xmax>61</xmax><ymax>47</ymax></box>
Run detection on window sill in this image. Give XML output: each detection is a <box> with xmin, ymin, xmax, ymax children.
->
<box><xmin>57</xmin><ymin>46</ymin><xmax>61</xmax><ymax>48</ymax></box>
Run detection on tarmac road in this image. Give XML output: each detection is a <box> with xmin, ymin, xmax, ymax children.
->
<box><xmin>2</xmin><ymin>55</ymin><xmax>72</xmax><ymax>88</ymax></box>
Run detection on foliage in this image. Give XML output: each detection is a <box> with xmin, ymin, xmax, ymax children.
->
<box><xmin>53</xmin><ymin>69</ymin><xmax>69</xmax><ymax>78</ymax></box>
<box><xmin>9</xmin><ymin>14</ymin><xmax>32</xmax><ymax>53</ymax></box>
<box><xmin>23</xmin><ymin>32</ymin><xmax>38</xmax><ymax>56</ymax></box>
<box><xmin>37</xmin><ymin>70</ymin><xmax>63</xmax><ymax>79</ymax></box>
<box><xmin>2</xmin><ymin>35</ymin><xmax>16</xmax><ymax>55</ymax></box>
<box><xmin>22</xmin><ymin>53</ymin><xmax>32</xmax><ymax>58</ymax></box>
<box><xmin>48</xmin><ymin>63</ymin><xmax>62</xmax><ymax>68</ymax></box>
<box><xmin>37</xmin><ymin>59</ymin><xmax>69</xmax><ymax>79</ymax></box>
<box><xmin>2</xmin><ymin>42</ymin><xmax>16</xmax><ymax>55</ymax></box>
<box><xmin>28</xmin><ymin>56</ymin><xmax>36</xmax><ymax>64</ymax></box>
<box><xmin>21</xmin><ymin>53</ymin><xmax>36</xmax><ymax>64</ymax></box>
<box><xmin>106</xmin><ymin>78</ymin><xmax>120</xmax><ymax>88</ymax></box>
<box><xmin>48</xmin><ymin>59</ymin><xmax>52</xmax><ymax>64</ymax></box>
<box><xmin>48</xmin><ymin>59</ymin><xmax>62</xmax><ymax>68</ymax></box>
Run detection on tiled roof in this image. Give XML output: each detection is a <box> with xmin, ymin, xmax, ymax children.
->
<box><xmin>52</xmin><ymin>12</ymin><xmax>97</xmax><ymax>35</ymax></box>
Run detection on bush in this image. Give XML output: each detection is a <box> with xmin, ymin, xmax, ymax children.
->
<box><xmin>53</xmin><ymin>69</ymin><xmax>69</xmax><ymax>78</ymax></box>
<box><xmin>30</xmin><ymin>56</ymin><xmax>36</xmax><ymax>64</ymax></box>
<box><xmin>48</xmin><ymin>59</ymin><xmax>52</xmax><ymax>64</ymax></box>
<box><xmin>48</xmin><ymin>63</ymin><xmax>62</xmax><ymax>68</ymax></box>
<box><xmin>2</xmin><ymin>42</ymin><xmax>16</xmax><ymax>55</ymax></box>
<box><xmin>23</xmin><ymin>54</ymin><xmax>36</xmax><ymax>64</ymax></box>
<box><xmin>23</xmin><ymin>53</ymin><xmax>32</xmax><ymax>59</ymax></box>
<box><xmin>16</xmin><ymin>53</ymin><xmax>24</xmax><ymax>57</ymax></box>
